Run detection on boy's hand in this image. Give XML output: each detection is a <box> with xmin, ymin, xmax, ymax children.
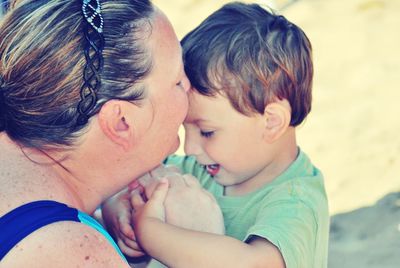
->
<box><xmin>101</xmin><ymin>165</ymin><xmax>181</xmax><ymax>257</ymax></box>
<box><xmin>131</xmin><ymin>178</ymin><xmax>170</xmax><ymax>243</ymax></box>
<box><xmin>101</xmin><ymin>188</ymin><xmax>146</xmax><ymax>257</ymax></box>
<box><xmin>138</xmin><ymin>170</ymin><xmax>225</xmax><ymax>235</ymax></box>
<box><xmin>164</xmin><ymin>174</ymin><xmax>225</xmax><ymax>234</ymax></box>
<box><xmin>137</xmin><ymin>164</ymin><xmax>182</xmax><ymax>198</ymax></box>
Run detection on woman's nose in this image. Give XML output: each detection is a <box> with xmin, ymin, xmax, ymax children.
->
<box><xmin>182</xmin><ymin>72</ymin><xmax>191</xmax><ymax>93</ymax></box>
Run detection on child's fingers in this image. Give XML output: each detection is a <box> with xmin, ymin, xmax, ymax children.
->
<box><xmin>149</xmin><ymin>178</ymin><xmax>169</xmax><ymax>202</ymax></box>
<box><xmin>182</xmin><ymin>174</ymin><xmax>201</xmax><ymax>187</ymax></box>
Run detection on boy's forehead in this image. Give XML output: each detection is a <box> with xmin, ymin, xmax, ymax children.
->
<box><xmin>186</xmin><ymin>90</ymin><xmax>230</xmax><ymax>122</ymax></box>
<box><xmin>185</xmin><ymin>91</ymin><xmax>211</xmax><ymax>121</ymax></box>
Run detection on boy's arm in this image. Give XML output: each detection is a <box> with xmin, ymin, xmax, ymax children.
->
<box><xmin>135</xmin><ymin>215</ymin><xmax>285</xmax><ymax>268</ymax></box>
<box><xmin>133</xmin><ymin>179</ymin><xmax>285</xmax><ymax>268</ymax></box>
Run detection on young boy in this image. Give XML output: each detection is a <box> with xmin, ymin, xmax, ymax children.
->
<box><xmin>104</xmin><ymin>2</ymin><xmax>329</xmax><ymax>267</ymax></box>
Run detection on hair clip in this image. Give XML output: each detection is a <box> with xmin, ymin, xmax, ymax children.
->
<box><xmin>77</xmin><ymin>0</ymin><xmax>105</xmax><ymax>126</ymax></box>
<box><xmin>82</xmin><ymin>0</ymin><xmax>104</xmax><ymax>33</ymax></box>
<box><xmin>0</xmin><ymin>74</ymin><xmax>6</xmax><ymax>129</ymax></box>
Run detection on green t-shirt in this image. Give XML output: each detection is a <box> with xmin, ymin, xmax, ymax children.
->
<box><xmin>165</xmin><ymin>149</ymin><xmax>329</xmax><ymax>268</ymax></box>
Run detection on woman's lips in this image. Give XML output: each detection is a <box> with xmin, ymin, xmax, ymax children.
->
<box><xmin>206</xmin><ymin>164</ymin><xmax>220</xmax><ymax>176</ymax></box>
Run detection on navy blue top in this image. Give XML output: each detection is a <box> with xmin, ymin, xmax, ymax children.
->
<box><xmin>0</xmin><ymin>200</ymin><xmax>126</xmax><ymax>261</ymax></box>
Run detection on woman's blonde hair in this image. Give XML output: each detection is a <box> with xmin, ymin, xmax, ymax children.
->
<box><xmin>0</xmin><ymin>0</ymin><xmax>154</xmax><ymax>149</ymax></box>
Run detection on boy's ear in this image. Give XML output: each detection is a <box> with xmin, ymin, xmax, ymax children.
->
<box><xmin>97</xmin><ymin>100</ymin><xmax>136</xmax><ymax>151</ymax></box>
<box><xmin>263</xmin><ymin>99</ymin><xmax>291</xmax><ymax>143</ymax></box>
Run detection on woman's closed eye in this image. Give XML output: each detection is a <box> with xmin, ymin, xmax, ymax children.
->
<box><xmin>176</xmin><ymin>74</ymin><xmax>190</xmax><ymax>92</ymax></box>
<box><xmin>176</xmin><ymin>81</ymin><xmax>184</xmax><ymax>88</ymax></box>
<box><xmin>176</xmin><ymin>80</ymin><xmax>188</xmax><ymax>92</ymax></box>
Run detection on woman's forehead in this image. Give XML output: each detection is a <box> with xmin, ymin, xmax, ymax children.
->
<box><xmin>147</xmin><ymin>10</ymin><xmax>183</xmax><ymax>80</ymax></box>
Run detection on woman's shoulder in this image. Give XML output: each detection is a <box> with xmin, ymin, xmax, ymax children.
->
<box><xmin>0</xmin><ymin>200</ymin><xmax>128</xmax><ymax>267</ymax></box>
<box><xmin>1</xmin><ymin>217</ymin><xmax>129</xmax><ymax>267</ymax></box>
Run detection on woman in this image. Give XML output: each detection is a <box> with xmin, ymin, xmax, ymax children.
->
<box><xmin>0</xmin><ymin>0</ymin><xmax>222</xmax><ymax>266</ymax></box>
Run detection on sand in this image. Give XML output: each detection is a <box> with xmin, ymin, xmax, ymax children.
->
<box><xmin>153</xmin><ymin>0</ymin><xmax>400</xmax><ymax>267</ymax></box>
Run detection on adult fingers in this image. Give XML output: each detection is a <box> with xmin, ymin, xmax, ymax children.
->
<box><xmin>117</xmin><ymin>239</ymin><xmax>145</xmax><ymax>257</ymax></box>
<box><xmin>130</xmin><ymin>190</ymin><xmax>145</xmax><ymax>211</ymax></box>
<box><xmin>151</xmin><ymin>165</ymin><xmax>181</xmax><ymax>178</ymax></box>
<box><xmin>118</xmin><ymin>217</ymin><xmax>135</xmax><ymax>239</ymax></box>
<box><xmin>137</xmin><ymin>172</ymin><xmax>155</xmax><ymax>188</ymax></box>
<box><xmin>121</xmin><ymin>234</ymin><xmax>142</xmax><ymax>251</ymax></box>
<box><xmin>164</xmin><ymin>173</ymin><xmax>187</xmax><ymax>188</ymax></box>
<box><xmin>128</xmin><ymin>179</ymin><xmax>141</xmax><ymax>191</ymax></box>
<box><xmin>164</xmin><ymin>164</ymin><xmax>181</xmax><ymax>174</ymax></box>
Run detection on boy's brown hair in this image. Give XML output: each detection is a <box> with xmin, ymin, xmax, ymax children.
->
<box><xmin>181</xmin><ymin>2</ymin><xmax>313</xmax><ymax>126</ymax></box>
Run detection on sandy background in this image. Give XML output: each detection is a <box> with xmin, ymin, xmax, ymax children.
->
<box><xmin>153</xmin><ymin>0</ymin><xmax>400</xmax><ymax>267</ymax></box>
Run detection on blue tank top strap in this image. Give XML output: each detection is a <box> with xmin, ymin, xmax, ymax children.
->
<box><xmin>0</xmin><ymin>200</ymin><xmax>126</xmax><ymax>262</ymax></box>
<box><xmin>77</xmin><ymin>210</ymin><xmax>126</xmax><ymax>260</ymax></box>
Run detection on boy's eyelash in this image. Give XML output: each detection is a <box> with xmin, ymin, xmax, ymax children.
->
<box><xmin>200</xmin><ymin>130</ymin><xmax>214</xmax><ymax>138</ymax></box>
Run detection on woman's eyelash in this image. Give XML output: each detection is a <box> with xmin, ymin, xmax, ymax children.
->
<box><xmin>176</xmin><ymin>81</ymin><xmax>183</xmax><ymax>88</ymax></box>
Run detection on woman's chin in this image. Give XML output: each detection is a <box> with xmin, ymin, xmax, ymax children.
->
<box><xmin>167</xmin><ymin>136</ymin><xmax>180</xmax><ymax>155</ymax></box>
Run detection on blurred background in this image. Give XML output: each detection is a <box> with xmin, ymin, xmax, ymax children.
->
<box><xmin>153</xmin><ymin>0</ymin><xmax>400</xmax><ymax>267</ymax></box>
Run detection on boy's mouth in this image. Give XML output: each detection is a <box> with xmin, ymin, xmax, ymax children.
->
<box><xmin>206</xmin><ymin>164</ymin><xmax>220</xmax><ymax>176</ymax></box>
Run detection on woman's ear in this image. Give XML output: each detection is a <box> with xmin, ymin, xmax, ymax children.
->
<box><xmin>97</xmin><ymin>100</ymin><xmax>135</xmax><ymax>151</ymax></box>
<box><xmin>263</xmin><ymin>99</ymin><xmax>291</xmax><ymax>143</ymax></box>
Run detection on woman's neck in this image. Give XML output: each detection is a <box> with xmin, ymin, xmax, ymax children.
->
<box><xmin>0</xmin><ymin>134</ymin><xmax>100</xmax><ymax>214</ymax></box>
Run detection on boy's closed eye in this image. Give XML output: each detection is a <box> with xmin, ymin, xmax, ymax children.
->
<box><xmin>200</xmin><ymin>130</ymin><xmax>214</xmax><ymax>138</ymax></box>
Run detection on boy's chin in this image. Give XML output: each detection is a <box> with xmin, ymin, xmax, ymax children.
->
<box><xmin>212</xmin><ymin>173</ymin><xmax>230</xmax><ymax>186</ymax></box>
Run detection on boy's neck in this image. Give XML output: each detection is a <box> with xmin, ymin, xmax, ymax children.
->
<box><xmin>225</xmin><ymin>128</ymin><xmax>298</xmax><ymax>196</ymax></box>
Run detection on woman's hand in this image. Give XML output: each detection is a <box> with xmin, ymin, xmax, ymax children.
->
<box><xmin>101</xmin><ymin>188</ymin><xmax>146</xmax><ymax>257</ymax></box>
